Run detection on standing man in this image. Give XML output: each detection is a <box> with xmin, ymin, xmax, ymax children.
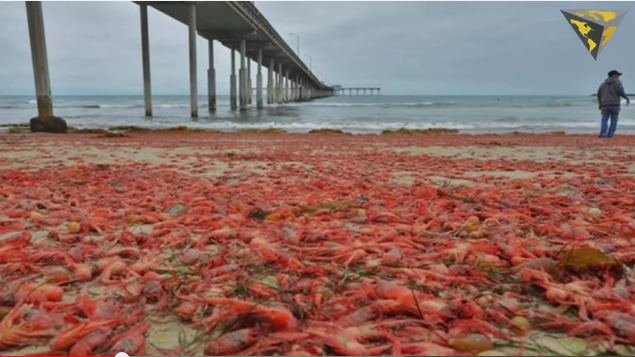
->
<box><xmin>597</xmin><ymin>70</ymin><xmax>630</xmax><ymax>138</ymax></box>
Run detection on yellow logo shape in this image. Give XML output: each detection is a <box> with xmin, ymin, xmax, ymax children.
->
<box><xmin>561</xmin><ymin>9</ymin><xmax>627</xmax><ymax>60</ymax></box>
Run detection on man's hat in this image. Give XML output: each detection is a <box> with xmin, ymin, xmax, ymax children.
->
<box><xmin>608</xmin><ymin>70</ymin><xmax>623</xmax><ymax>77</ymax></box>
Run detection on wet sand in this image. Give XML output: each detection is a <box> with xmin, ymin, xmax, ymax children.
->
<box><xmin>2</xmin><ymin>131</ymin><xmax>635</xmax><ymax>356</ymax></box>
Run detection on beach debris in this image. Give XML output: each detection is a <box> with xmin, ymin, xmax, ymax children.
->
<box><xmin>238</xmin><ymin>128</ymin><xmax>287</xmax><ymax>134</ymax></box>
<box><xmin>557</xmin><ymin>247</ymin><xmax>624</xmax><ymax>279</ymax></box>
<box><xmin>381</xmin><ymin>127</ymin><xmax>459</xmax><ymax>135</ymax></box>
<box><xmin>166</xmin><ymin>204</ymin><xmax>188</xmax><ymax>216</ymax></box>
<box><xmin>96</xmin><ymin>131</ymin><xmax>126</xmax><ymax>138</ymax></box>
<box><xmin>477</xmin><ymin>350</ymin><xmax>508</xmax><ymax>356</ymax></box>
<box><xmin>511</xmin><ymin>316</ymin><xmax>531</xmax><ymax>335</ymax></box>
<box><xmin>0</xmin><ymin>132</ymin><xmax>635</xmax><ymax>355</ymax></box>
<box><xmin>104</xmin><ymin>126</ymin><xmax>213</xmax><ymax>134</ymax></box>
<box><xmin>448</xmin><ymin>334</ymin><xmax>494</xmax><ymax>354</ymax></box>
<box><xmin>293</xmin><ymin>199</ymin><xmax>357</xmax><ymax>216</ymax></box>
<box><xmin>308</xmin><ymin>129</ymin><xmax>349</xmax><ymax>135</ymax></box>
<box><xmin>535</xmin><ymin>335</ymin><xmax>592</xmax><ymax>356</ymax></box>
<box><xmin>7</xmin><ymin>126</ymin><xmax>27</xmax><ymax>134</ymax></box>
<box><xmin>247</xmin><ymin>207</ymin><xmax>270</xmax><ymax>221</ymax></box>
<box><xmin>588</xmin><ymin>207</ymin><xmax>603</xmax><ymax>217</ymax></box>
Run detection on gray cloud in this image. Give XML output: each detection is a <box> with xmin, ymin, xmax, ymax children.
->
<box><xmin>1</xmin><ymin>1</ymin><xmax>634</xmax><ymax>95</ymax></box>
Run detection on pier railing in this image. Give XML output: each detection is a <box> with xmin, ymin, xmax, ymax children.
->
<box><xmin>229</xmin><ymin>1</ymin><xmax>329</xmax><ymax>90</ymax></box>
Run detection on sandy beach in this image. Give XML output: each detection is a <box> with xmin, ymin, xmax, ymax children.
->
<box><xmin>2</xmin><ymin>131</ymin><xmax>635</xmax><ymax>356</ymax></box>
<box><xmin>2</xmin><ymin>130</ymin><xmax>635</xmax><ymax>181</ymax></box>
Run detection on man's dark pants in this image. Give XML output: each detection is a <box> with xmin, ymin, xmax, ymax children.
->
<box><xmin>599</xmin><ymin>105</ymin><xmax>620</xmax><ymax>138</ymax></box>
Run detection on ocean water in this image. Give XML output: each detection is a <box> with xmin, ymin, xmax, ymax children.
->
<box><xmin>1</xmin><ymin>94</ymin><xmax>633</xmax><ymax>134</ymax></box>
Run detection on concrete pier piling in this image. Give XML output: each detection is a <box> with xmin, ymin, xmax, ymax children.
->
<box><xmin>298</xmin><ymin>80</ymin><xmax>303</xmax><ymax>101</ymax></box>
<box><xmin>247</xmin><ymin>58</ymin><xmax>252</xmax><ymax>105</ymax></box>
<box><xmin>336</xmin><ymin>87</ymin><xmax>381</xmax><ymax>96</ymax></box>
<box><xmin>188</xmin><ymin>3</ymin><xmax>198</xmax><ymax>118</ymax></box>
<box><xmin>291</xmin><ymin>80</ymin><xmax>295</xmax><ymax>102</ymax></box>
<box><xmin>284</xmin><ymin>70</ymin><xmax>290</xmax><ymax>103</ymax></box>
<box><xmin>295</xmin><ymin>78</ymin><xmax>302</xmax><ymax>102</ymax></box>
<box><xmin>208</xmin><ymin>40</ymin><xmax>216</xmax><ymax>111</ymax></box>
<box><xmin>271</xmin><ymin>70</ymin><xmax>276</xmax><ymax>103</ymax></box>
<box><xmin>277</xmin><ymin>70</ymin><xmax>281</xmax><ymax>103</ymax></box>
<box><xmin>277</xmin><ymin>64</ymin><xmax>283</xmax><ymax>104</ymax></box>
<box><xmin>26</xmin><ymin>1</ymin><xmax>67</xmax><ymax>133</ymax></box>
<box><xmin>257</xmin><ymin>49</ymin><xmax>263</xmax><ymax>109</ymax></box>
<box><xmin>140</xmin><ymin>4</ymin><xmax>152</xmax><ymax>117</ymax></box>
<box><xmin>267</xmin><ymin>59</ymin><xmax>273</xmax><ymax>104</ymax></box>
<box><xmin>230</xmin><ymin>49</ymin><xmax>237</xmax><ymax>110</ymax></box>
<box><xmin>239</xmin><ymin>39</ymin><xmax>247</xmax><ymax>111</ymax></box>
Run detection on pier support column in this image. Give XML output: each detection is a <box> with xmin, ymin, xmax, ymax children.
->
<box><xmin>207</xmin><ymin>39</ymin><xmax>216</xmax><ymax>111</ymax></box>
<box><xmin>290</xmin><ymin>79</ymin><xmax>294</xmax><ymax>102</ymax></box>
<box><xmin>277</xmin><ymin>63</ymin><xmax>283</xmax><ymax>104</ymax></box>
<box><xmin>281</xmin><ymin>74</ymin><xmax>285</xmax><ymax>102</ymax></box>
<box><xmin>284</xmin><ymin>70</ymin><xmax>290</xmax><ymax>103</ymax></box>
<box><xmin>302</xmin><ymin>83</ymin><xmax>306</xmax><ymax>100</ymax></box>
<box><xmin>140</xmin><ymin>4</ymin><xmax>152</xmax><ymax>117</ymax></box>
<box><xmin>278</xmin><ymin>71</ymin><xmax>283</xmax><ymax>103</ymax></box>
<box><xmin>256</xmin><ymin>49</ymin><xmax>263</xmax><ymax>110</ymax></box>
<box><xmin>267</xmin><ymin>58</ymin><xmax>274</xmax><ymax>104</ymax></box>
<box><xmin>299</xmin><ymin>80</ymin><xmax>304</xmax><ymax>101</ymax></box>
<box><xmin>239</xmin><ymin>39</ymin><xmax>247</xmax><ymax>111</ymax></box>
<box><xmin>247</xmin><ymin>58</ymin><xmax>252</xmax><ymax>105</ymax></box>
<box><xmin>188</xmin><ymin>3</ymin><xmax>198</xmax><ymax>118</ymax></box>
<box><xmin>230</xmin><ymin>49</ymin><xmax>237</xmax><ymax>110</ymax></box>
<box><xmin>26</xmin><ymin>1</ymin><xmax>67</xmax><ymax>133</ymax></box>
<box><xmin>272</xmin><ymin>70</ymin><xmax>277</xmax><ymax>103</ymax></box>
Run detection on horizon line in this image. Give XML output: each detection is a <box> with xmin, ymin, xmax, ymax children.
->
<box><xmin>0</xmin><ymin>93</ymin><xmax>596</xmax><ymax>97</ymax></box>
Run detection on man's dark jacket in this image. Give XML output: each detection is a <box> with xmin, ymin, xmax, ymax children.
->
<box><xmin>597</xmin><ymin>78</ymin><xmax>627</xmax><ymax>107</ymax></box>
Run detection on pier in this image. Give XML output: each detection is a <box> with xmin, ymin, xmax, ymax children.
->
<box><xmin>24</xmin><ymin>1</ymin><xmax>336</xmax><ymax>132</ymax></box>
<box><xmin>335</xmin><ymin>87</ymin><xmax>381</xmax><ymax>96</ymax></box>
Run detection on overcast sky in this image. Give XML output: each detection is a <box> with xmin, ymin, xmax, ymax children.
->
<box><xmin>1</xmin><ymin>1</ymin><xmax>634</xmax><ymax>96</ymax></box>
